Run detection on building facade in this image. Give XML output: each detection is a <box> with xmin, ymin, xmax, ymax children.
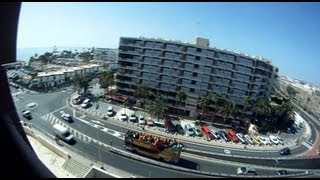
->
<box><xmin>116</xmin><ymin>37</ymin><xmax>278</xmax><ymax>125</ymax></box>
<box><xmin>34</xmin><ymin>64</ymin><xmax>103</xmax><ymax>88</ymax></box>
<box><xmin>93</xmin><ymin>48</ymin><xmax>118</xmax><ymax>62</ymax></box>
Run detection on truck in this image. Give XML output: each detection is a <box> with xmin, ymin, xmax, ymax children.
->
<box><xmin>124</xmin><ymin>130</ymin><xmax>184</xmax><ymax>163</ymax></box>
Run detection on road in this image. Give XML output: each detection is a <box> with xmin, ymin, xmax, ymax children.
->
<box><xmin>13</xmin><ymin>88</ymin><xmax>317</xmax><ymax>177</ymax></box>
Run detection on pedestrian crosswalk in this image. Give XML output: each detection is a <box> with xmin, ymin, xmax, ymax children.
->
<box><xmin>302</xmin><ymin>141</ymin><xmax>313</xmax><ymax>149</ymax></box>
<box><xmin>41</xmin><ymin>113</ymin><xmax>92</xmax><ymax>144</ymax></box>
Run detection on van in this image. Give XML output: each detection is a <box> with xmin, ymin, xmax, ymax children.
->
<box><xmin>53</xmin><ymin>124</ymin><xmax>74</xmax><ymax>143</ymax></box>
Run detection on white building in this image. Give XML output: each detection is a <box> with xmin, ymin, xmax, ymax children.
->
<box><xmin>35</xmin><ymin>64</ymin><xmax>103</xmax><ymax>88</ymax></box>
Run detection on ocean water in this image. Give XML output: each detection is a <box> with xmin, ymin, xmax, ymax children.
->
<box><xmin>17</xmin><ymin>47</ymin><xmax>90</xmax><ymax>62</ymax></box>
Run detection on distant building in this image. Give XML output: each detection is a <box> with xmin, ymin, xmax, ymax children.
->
<box><xmin>116</xmin><ymin>36</ymin><xmax>278</xmax><ymax>127</ymax></box>
<box><xmin>34</xmin><ymin>64</ymin><xmax>103</xmax><ymax>88</ymax></box>
<box><xmin>93</xmin><ymin>48</ymin><xmax>118</xmax><ymax>62</ymax></box>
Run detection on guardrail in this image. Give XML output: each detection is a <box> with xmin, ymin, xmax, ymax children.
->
<box><xmin>23</xmin><ymin>125</ymin><xmax>70</xmax><ymax>160</ymax></box>
<box><xmin>186</xmin><ymin>148</ymin><xmax>320</xmax><ymax>169</ymax></box>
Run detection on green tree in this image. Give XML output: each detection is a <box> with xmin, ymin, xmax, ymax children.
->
<box><xmin>72</xmin><ymin>75</ymin><xmax>91</xmax><ymax>95</ymax></box>
<box><xmin>175</xmin><ymin>90</ymin><xmax>187</xmax><ymax>114</ymax></box>
<box><xmin>198</xmin><ymin>95</ymin><xmax>210</xmax><ymax>122</ymax></box>
<box><xmin>79</xmin><ymin>51</ymin><xmax>93</xmax><ymax>63</ymax></box>
<box><xmin>252</xmin><ymin>98</ymin><xmax>272</xmax><ymax>129</ymax></box>
<box><xmin>219</xmin><ymin>98</ymin><xmax>234</xmax><ymax>124</ymax></box>
<box><xmin>134</xmin><ymin>85</ymin><xmax>150</xmax><ymax>111</ymax></box>
<box><xmin>242</xmin><ymin>96</ymin><xmax>252</xmax><ymax>120</ymax></box>
<box><xmin>147</xmin><ymin>93</ymin><xmax>167</xmax><ymax>122</ymax></box>
<box><xmin>286</xmin><ymin>85</ymin><xmax>297</xmax><ymax>97</ymax></box>
<box><xmin>99</xmin><ymin>71</ymin><xmax>114</xmax><ymax>92</ymax></box>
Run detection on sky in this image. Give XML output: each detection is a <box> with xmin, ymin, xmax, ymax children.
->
<box><xmin>17</xmin><ymin>2</ymin><xmax>320</xmax><ymax>85</ymax></box>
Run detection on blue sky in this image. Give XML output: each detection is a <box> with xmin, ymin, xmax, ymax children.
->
<box><xmin>17</xmin><ymin>2</ymin><xmax>320</xmax><ymax>85</ymax></box>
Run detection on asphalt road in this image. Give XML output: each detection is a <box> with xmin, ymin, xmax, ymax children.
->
<box><xmin>12</xmin><ymin>88</ymin><xmax>318</xmax><ymax>176</ymax></box>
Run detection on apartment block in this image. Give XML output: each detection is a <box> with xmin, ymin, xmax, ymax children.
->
<box><xmin>116</xmin><ymin>37</ymin><xmax>278</xmax><ymax>122</ymax></box>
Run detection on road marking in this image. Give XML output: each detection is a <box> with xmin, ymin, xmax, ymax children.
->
<box><xmin>224</xmin><ymin>149</ymin><xmax>231</xmax><ymax>154</ymax></box>
<box><xmin>49</xmin><ymin>105</ymin><xmax>67</xmax><ymax>114</ymax></box>
<box><xmin>302</xmin><ymin>141</ymin><xmax>313</xmax><ymax>149</ymax></box>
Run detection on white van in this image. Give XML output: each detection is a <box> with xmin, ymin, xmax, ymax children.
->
<box><xmin>80</xmin><ymin>98</ymin><xmax>91</xmax><ymax>108</ymax></box>
<box><xmin>53</xmin><ymin>124</ymin><xmax>74</xmax><ymax>143</ymax></box>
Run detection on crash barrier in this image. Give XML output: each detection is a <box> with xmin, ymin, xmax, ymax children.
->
<box><xmin>83</xmin><ymin>166</ymin><xmax>121</xmax><ymax>178</ymax></box>
<box><xmin>109</xmin><ymin>147</ymin><xmax>311</xmax><ymax>178</ymax></box>
<box><xmin>23</xmin><ymin>126</ymin><xmax>70</xmax><ymax>159</ymax></box>
<box><xmin>186</xmin><ymin>148</ymin><xmax>320</xmax><ymax>169</ymax></box>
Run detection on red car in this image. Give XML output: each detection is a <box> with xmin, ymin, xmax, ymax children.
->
<box><xmin>227</xmin><ymin>130</ymin><xmax>239</xmax><ymax>143</ymax></box>
<box><xmin>200</xmin><ymin>126</ymin><xmax>214</xmax><ymax>141</ymax></box>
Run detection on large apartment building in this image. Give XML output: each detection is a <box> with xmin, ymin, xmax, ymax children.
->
<box><xmin>116</xmin><ymin>36</ymin><xmax>278</xmax><ymax>125</ymax></box>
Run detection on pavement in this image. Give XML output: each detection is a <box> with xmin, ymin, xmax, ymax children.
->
<box><xmin>70</xmin><ymin>89</ymin><xmax>310</xmax><ymax>152</ymax></box>
<box><xmin>27</xmin><ymin>135</ymin><xmax>75</xmax><ymax>178</ymax></box>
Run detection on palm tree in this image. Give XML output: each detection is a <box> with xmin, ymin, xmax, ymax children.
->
<box><xmin>175</xmin><ymin>90</ymin><xmax>187</xmax><ymax>115</ymax></box>
<box><xmin>147</xmin><ymin>93</ymin><xmax>167</xmax><ymax>122</ymax></box>
<box><xmin>134</xmin><ymin>85</ymin><xmax>150</xmax><ymax>111</ymax></box>
<box><xmin>72</xmin><ymin>75</ymin><xmax>91</xmax><ymax>95</ymax></box>
<box><xmin>252</xmin><ymin>98</ymin><xmax>272</xmax><ymax>129</ymax></box>
<box><xmin>198</xmin><ymin>95</ymin><xmax>210</xmax><ymax>122</ymax></box>
<box><xmin>242</xmin><ymin>96</ymin><xmax>252</xmax><ymax>120</ymax></box>
<box><xmin>219</xmin><ymin>98</ymin><xmax>235</xmax><ymax>125</ymax></box>
<box><xmin>273</xmin><ymin>98</ymin><xmax>294</xmax><ymax>128</ymax></box>
<box><xmin>99</xmin><ymin>70</ymin><xmax>114</xmax><ymax>92</ymax></box>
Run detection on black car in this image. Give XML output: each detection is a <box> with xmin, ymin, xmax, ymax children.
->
<box><xmin>175</xmin><ymin>124</ymin><xmax>185</xmax><ymax>135</ymax></box>
<box><xmin>218</xmin><ymin>131</ymin><xmax>229</xmax><ymax>142</ymax></box>
<box><xmin>277</xmin><ymin>170</ymin><xmax>288</xmax><ymax>175</ymax></box>
<box><xmin>279</xmin><ymin>147</ymin><xmax>290</xmax><ymax>155</ymax></box>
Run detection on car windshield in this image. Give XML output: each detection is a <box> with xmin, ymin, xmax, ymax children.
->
<box><xmin>63</xmin><ymin>132</ymin><xmax>71</xmax><ymax>137</ymax></box>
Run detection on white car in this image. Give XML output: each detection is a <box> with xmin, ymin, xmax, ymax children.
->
<box><xmin>80</xmin><ymin>103</ymin><xmax>89</xmax><ymax>108</ymax></box>
<box><xmin>138</xmin><ymin>116</ymin><xmax>146</xmax><ymax>125</ymax></box>
<box><xmin>106</xmin><ymin>106</ymin><xmax>113</xmax><ymax>116</ymax></box>
<box><xmin>120</xmin><ymin>113</ymin><xmax>127</xmax><ymax>121</ymax></box>
<box><xmin>61</xmin><ymin>113</ymin><xmax>72</xmax><ymax>122</ymax></box>
<box><xmin>236</xmin><ymin>133</ymin><xmax>246</xmax><ymax>144</ymax></box>
<box><xmin>210</xmin><ymin>130</ymin><xmax>221</xmax><ymax>139</ymax></box>
<box><xmin>22</xmin><ymin>110</ymin><xmax>32</xmax><ymax>119</ymax></box>
<box><xmin>269</xmin><ymin>135</ymin><xmax>281</xmax><ymax>145</ymax></box>
<box><xmin>192</xmin><ymin>127</ymin><xmax>203</xmax><ymax>137</ymax></box>
<box><xmin>258</xmin><ymin>136</ymin><xmax>272</xmax><ymax>145</ymax></box>
<box><xmin>244</xmin><ymin>134</ymin><xmax>253</xmax><ymax>144</ymax></box>
<box><xmin>129</xmin><ymin>114</ymin><xmax>137</xmax><ymax>122</ymax></box>
<box><xmin>237</xmin><ymin>166</ymin><xmax>257</xmax><ymax>175</ymax></box>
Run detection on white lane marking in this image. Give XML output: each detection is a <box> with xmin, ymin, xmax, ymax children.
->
<box><xmin>49</xmin><ymin>105</ymin><xmax>67</xmax><ymax>114</ymax></box>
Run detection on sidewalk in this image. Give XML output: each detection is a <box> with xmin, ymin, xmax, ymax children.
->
<box><xmin>69</xmin><ymin>93</ymin><xmax>301</xmax><ymax>152</ymax></box>
<box><xmin>27</xmin><ymin>135</ymin><xmax>75</xmax><ymax>178</ymax></box>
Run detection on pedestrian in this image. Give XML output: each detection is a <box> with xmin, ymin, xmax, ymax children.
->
<box><xmin>244</xmin><ymin>145</ymin><xmax>247</xmax><ymax>149</ymax></box>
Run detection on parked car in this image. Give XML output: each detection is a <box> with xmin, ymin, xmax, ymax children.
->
<box><xmin>244</xmin><ymin>134</ymin><xmax>253</xmax><ymax>144</ymax></box>
<box><xmin>218</xmin><ymin>130</ymin><xmax>229</xmax><ymax>142</ymax></box>
<box><xmin>200</xmin><ymin>126</ymin><xmax>213</xmax><ymax>140</ymax></box>
<box><xmin>227</xmin><ymin>130</ymin><xmax>239</xmax><ymax>143</ymax></box>
<box><xmin>258</xmin><ymin>136</ymin><xmax>272</xmax><ymax>146</ymax></box>
<box><xmin>106</xmin><ymin>106</ymin><xmax>114</xmax><ymax>116</ymax></box>
<box><xmin>184</xmin><ymin>124</ymin><xmax>195</xmax><ymax>136</ymax></box>
<box><xmin>129</xmin><ymin>114</ymin><xmax>137</xmax><ymax>122</ymax></box>
<box><xmin>210</xmin><ymin>129</ymin><xmax>221</xmax><ymax>140</ymax></box>
<box><xmin>138</xmin><ymin>116</ymin><xmax>146</xmax><ymax>125</ymax></box>
<box><xmin>61</xmin><ymin>113</ymin><xmax>73</xmax><ymax>122</ymax></box>
<box><xmin>279</xmin><ymin>147</ymin><xmax>291</xmax><ymax>155</ymax></box>
<box><xmin>192</xmin><ymin>126</ymin><xmax>203</xmax><ymax>137</ymax></box>
<box><xmin>22</xmin><ymin>110</ymin><xmax>32</xmax><ymax>119</ymax></box>
<box><xmin>237</xmin><ymin>166</ymin><xmax>257</xmax><ymax>175</ymax></box>
<box><xmin>146</xmin><ymin>118</ymin><xmax>154</xmax><ymax>126</ymax></box>
<box><xmin>120</xmin><ymin>113</ymin><xmax>127</xmax><ymax>121</ymax></box>
<box><xmin>277</xmin><ymin>170</ymin><xmax>288</xmax><ymax>175</ymax></box>
<box><xmin>269</xmin><ymin>135</ymin><xmax>281</xmax><ymax>145</ymax></box>
<box><xmin>251</xmin><ymin>136</ymin><xmax>262</xmax><ymax>146</ymax></box>
<box><xmin>175</xmin><ymin>124</ymin><xmax>185</xmax><ymax>135</ymax></box>
<box><xmin>236</xmin><ymin>133</ymin><xmax>246</xmax><ymax>144</ymax></box>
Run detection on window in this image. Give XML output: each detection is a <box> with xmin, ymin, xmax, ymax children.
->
<box><xmin>194</xmin><ymin>64</ymin><xmax>199</xmax><ymax>68</ymax></box>
<box><xmin>190</xmin><ymin>88</ymin><xmax>195</xmax><ymax>93</ymax></box>
<box><xmin>193</xmin><ymin>72</ymin><xmax>198</xmax><ymax>77</ymax></box>
<box><xmin>196</xmin><ymin>56</ymin><xmax>200</xmax><ymax>60</ymax></box>
<box><xmin>191</xmin><ymin>80</ymin><xmax>196</xmax><ymax>85</ymax></box>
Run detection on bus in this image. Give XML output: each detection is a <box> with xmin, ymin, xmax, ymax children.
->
<box><xmin>124</xmin><ymin>131</ymin><xmax>184</xmax><ymax>163</ymax></box>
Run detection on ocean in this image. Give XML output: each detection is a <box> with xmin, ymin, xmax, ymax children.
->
<box><xmin>17</xmin><ymin>47</ymin><xmax>90</xmax><ymax>62</ymax></box>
